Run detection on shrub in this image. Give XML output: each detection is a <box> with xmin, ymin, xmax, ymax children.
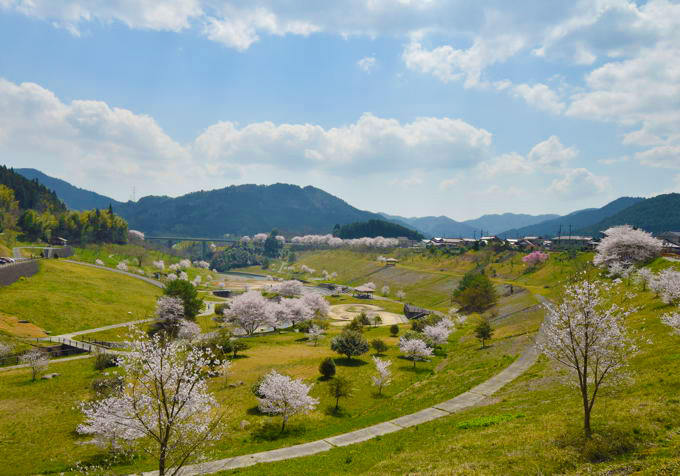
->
<box><xmin>452</xmin><ymin>271</ymin><xmax>498</xmax><ymax>312</ymax></box>
<box><xmin>390</xmin><ymin>324</ymin><xmax>399</xmax><ymax>336</ymax></box>
<box><xmin>330</xmin><ymin>330</ymin><xmax>369</xmax><ymax>360</ymax></box>
<box><xmin>371</xmin><ymin>339</ymin><xmax>388</xmax><ymax>355</ymax></box>
<box><xmin>94</xmin><ymin>352</ymin><xmax>119</xmax><ymax>371</ymax></box>
<box><xmin>251</xmin><ymin>374</ymin><xmax>267</xmax><ymax>398</ymax></box>
<box><xmin>214</xmin><ymin>303</ymin><xmax>229</xmax><ymax>316</ymax></box>
<box><xmin>319</xmin><ymin>357</ymin><xmax>336</xmax><ymax>379</ymax></box>
<box><xmin>328</xmin><ymin>376</ymin><xmax>353</xmax><ymax>411</ymax></box>
<box><xmin>348</xmin><ymin>317</ymin><xmax>364</xmax><ymax>332</ymax></box>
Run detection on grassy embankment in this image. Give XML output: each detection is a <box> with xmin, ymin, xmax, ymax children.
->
<box><xmin>0</xmin><ymin>260</ymin><xmax>161</xmax><ymax>336</ymax></box>
<box><xmin>221</xmin><ymin>258</ymin><xmax>680</xmax><ymax>475</ymax></box>
<box><xmin>0</xmin><ymin>249</ymin><xmax>544</xmax><ymax>474</ymax></box>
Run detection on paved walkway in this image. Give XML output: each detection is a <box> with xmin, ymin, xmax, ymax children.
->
<box><xmin>0</xmin><ymin>353</ymin><xmax>93</xmax><ymax>372</ymax></box>
<box><xmin>138</xmin><ymin>332</ymin><xmax>543</xmax><ymax>475</ymax></box>
<box><xmin>62</xmin><ymin>259</ymin><xmax>164</xmax><ymax>288</ymax></box>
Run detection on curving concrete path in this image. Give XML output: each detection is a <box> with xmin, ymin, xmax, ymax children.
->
<box><xmin>137</xmin><ymin>332</ymin><xmax>542</xmax><ymax>476</ymax></box>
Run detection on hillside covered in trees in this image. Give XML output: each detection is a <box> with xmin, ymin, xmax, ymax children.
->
<box><xmin>334</xmin><ymin>219</ymin><xmax>423</xmax><ymax>240</ymax></box>
<box><xmin>0</xmin><ymin>166</ymin><xmax>128</xmax><ymax>244</ymax></box>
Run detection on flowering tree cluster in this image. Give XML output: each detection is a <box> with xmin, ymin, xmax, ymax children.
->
<box><xmin>594</xmin><ymin>225</ymin><xmax>662</xmax><ymax>271</ymax></box>
<box><xmin>661</xmin><ymin>312</ymin><xmax>680</xmax><ymax>334</ymax></box>
<box><xmin>95</xmin><ymin>258</ymin><xmax>105</xmax><ymax>266</ymax></box>
<box><xmin>226</xmin><ymin>291</ymin><xmax>274</xmax><ymax>335</ymax></box>
<box><xmin>290</xmin><ymin>234</ymin><xmax>399</xmax><ymax>248</ymax></box>
<box><xmin>169</xmin><ymin>263</ymin><xmax>181</xmax><ymax>272</ymax></box>
<box><xmin>20</xmin><ymin>349</ymin><xmax>49</xmax><ymax>381</ymax></box>
<box><xmin>299</xmin><ymin>264</ymin><xmax>316</xmax><ymax>274</ymax></box>
<box><xmin>116</xmin><ymin>262</ymin><xmax>128</xmax><ymax>271</ymax></box>
<box><xmin>276</xmin><ymin>280</ymin><xmax>304</xmax><ymax>297</ymax></box>
<box><xmin>321</xmin><ymin>270</ymin><xmax>338</xmax><ymax>280</ymax></box>
<box><xmin>371</xmin><ymin>356</ymin><xmax>392</xmax><ymax>394</ymax></box>
<box><xmin>193</xmin><ymin>260</ymin><xmax>210</xmax><ymax>269</ymax></box>
<box><xmin>78</xmin><ymin>334</ymin><xmax>222</xmax><ymax>476</ymax></box>
<box><xmin>399</xmin><ymin>336</ymin><xmax>433</xmax><ymax>368</ymax></box>
<box><xmin>301</xmin><ymin>293</ymin><xmax>330</xmax><ymax>317</ymax></box>
<box><xmin>256</xmin><ymin>370</ymin><xmax>319</xmax><ymax>432</ymax></box>
<box><xmin>128</xmin><ymin>230</ymin><xmax>145</xmax><ymax>241</ymax></box>
<box><xmin>178</xmin><ymin>259</ymin><xmax>192</xmax><ymax>269</ymax></box>
<box><xmin>0</xmin><ymin>342</ymin><xmax>12</xmax><ymax>357</ymax></box>
<box><xmin>423</xmin><ymin>318</ymin><xmax>453</xmax><ymax>346</ymax></box>
<box><xmin>522</xmin><ymin>251</ymin><xmax>548</xmax><ymax>267</ymax></box>
<box><xmin>538</xmin><ymin>279</ymin><xmax>636</xmax><ymax>438</ymax></box>
<box><xmin>153</xmin><ymin>260</ymin><xmax>165</xmax><ymax>270</ymax></box>
<box><xmin>252</xmin><ymin>233</ymin><xmax>269</xmax><ymax>243</ymax></box>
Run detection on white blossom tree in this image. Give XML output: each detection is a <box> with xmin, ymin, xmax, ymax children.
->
<box><xmin>276</xmin><ymin>280</ymin><xmax>304</xmax><ymax>297</ymax></box>
<box><xmin>178</xmin><ymin>259</ymin><xmax>192</xmax><ymax>269</ymax></box>
<box><xmin>177</xmin><ymin>320</ymin><xmax>201</xmax><ymax>341</ymax></box>
<box><xmin>153</xmin><ymin>260</ymin><xmax>165</xmax><ymax>271</ymax></box>
<box><xmin>166</xmin><ymin>273</ymin><xmax>178</xmax><ymax>282</ymax></box>
<box><xmin>423</xmin><ymin>322</ymin><xmax>452</xmax><ymax>347</ymax></box>
<box><xmin>381</xmin><ymin>285</ymin><xmax>390</xmax><ymax>296</ymax></box>
<box><xmin>538</xmin><ymin>279</ymin><xmax>636</xmax><ymax>438</ymax></box>
<box><xmin>20</xmin><ymin>349</ymin><xmax>49</xmax><ymax>381</ymax></box>
<box><xmin>396</xmin><ymin>290</ymin><xmax>406</xmax><ymax>300</ymax></box>
<box><xmin>116</xmin><ymin>262</ymin><xmax>128</xmax><ymax>271</ymax></box>
<box><xmin>226</xmin><ymin>291</ymin><xmax>274</xmax><ymax>335</ymax></box>
<box><xmin>78</xmin><ymin>334</ymin><xmax>222</xmax><ymax>476</ymax></box>
<box><xmin>399</xmin><ymin>337</ymin><xmax>433</xmax><ymax>368</ymax></box>
<box><xmin>0</xmin><ymin>342</ymin><xmax>12</xmax><ymax>358</ymax></box>
<box><xmin>306</xmin><ymin>325</ymin><xmax>325</xmax><ymax>346</ymax></box>
<box><xmin>95</xmin><ymin>258</ymin><xmax>105</xmax><ymax>266</ymax></box>
<box><xmin>650</xmin><ymin>268</ymin><xmax>680</xmax><ymax>304</ymax></box>
<box><xmin>178</xmin><ymin>271</ymin><xmax>189</xmax><ymax>281</ymax></box>
<box><xmin>257</xmin><ymin>370</ymin><xmax>319</xmax><ymax>432</ymax></box>
<box><xmin>282</xmin><ymin>298</ymin><xmax>314</xmax><ymax>326</ymax></box>
<box><xmin>594</xmin><ymin>225</ymin><xmax>662</xmax><ymax>270</ymax></box>
<box><xmin>301</xmin><ymin>293</ymin><xmax>330</xmax><ymax>317</ymax></box>
<box><xmin>371</xmin><ymin>356</ymin><xmax>392</xmax><ymax>395</ymax></box>
<box><xmin>661</xmin><ymin>312</ymin><xmax>680</xmax><ymax>334</ymax></box>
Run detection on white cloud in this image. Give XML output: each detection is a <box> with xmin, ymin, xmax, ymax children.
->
<box><xmin>478</xmin><ymin>152</ymin><xmax>533</xmax><ymax>176</ymax></box>
<box><xmin>439</xmin><ymin>173</ymin><xmax>464</xmax><ymax>190</ymax></box>
<box><xmin>528</xmin><ymin>136</ymin><xmax>578</xmax><ymax>169</ymax></box>
<box><xmin>402</xmin><ymin>33</ymin><xmax>525</xmax><ymax>87</ymax></box>
<box><xmin>635</xmin><ymin>146</ymin><xmax>680</xmax><ymax>169</ymax></box>
<box><xmin>0</xmin><ymin>78</ymin><xmax>493</xmax><ymax>197</ymax></box>
<box><xmin>547</xmin><ymin>168</ymin><xmax>610</xmax><ymax>198</ymax></box>
<box><xmin>598</xmin><ymin>155</ymin><xmax>630</xmax><ymax>165</ymax></box>
<box><xmin>357</xmin><ymin>56</ymin><xmax>377</xmax><ymax>73</ymax></box>
<box><xmin>511</xmin><ymin>83</ymin><xmax>565</xmax><ymax>115</ymax></box>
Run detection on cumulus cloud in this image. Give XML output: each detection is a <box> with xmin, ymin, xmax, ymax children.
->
<box><xmin>511</xmin><ymin>83</ymin><xmax>565</xmax><ymax>115</ymax></box>
<box><xmin>478</xmin><ymin>152</ymin><xmax>533</xmax><ymax>176</ymax></box>
<box><xmin>635</xmin><ymin>146</ymin><xmax>680</xmax><ymax>169</ymax></box>
<box><xmin>528</xmin><ymin>136</ymin><xmax>578</xmax><ymax>170</ymax></box>
<box><xmin>0</xmin><ymin>78</ymin><xmax>493</xmax><ymax>196</ymax></box>
<box><xmin>357</xmin><ymin>56</ymin><xmax>377</xmax><ymax>73</ymax></box>
<box><xmin>547</xmin><ymin>168</ymin><xmax>610</xmax><ymax>198</ymax></box>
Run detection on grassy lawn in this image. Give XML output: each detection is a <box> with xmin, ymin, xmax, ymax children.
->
<box><xmin>0</xmin><ymin>260</ymin><xmax>161</xmax><ymax>335</ymax></box>
<box><xmin>216</xmin><ymin>269</ymin><xmax>680</xmax><ymax>475</ymax></box>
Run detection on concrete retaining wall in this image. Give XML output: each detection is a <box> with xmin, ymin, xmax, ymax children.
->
<box><xmin>0</xmin><ymin>260</ymin><xmax>39</xmax><ymax>287</ymax></box>
<box><xmin>43</xmin><ymin>246</ymin><xmax>73</xmax><ymax>259</ymax></box>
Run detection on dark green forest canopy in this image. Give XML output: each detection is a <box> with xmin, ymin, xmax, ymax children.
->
<box><xmin>335</xmin><ymin>219</ymin><xmax>423</xmax><ymax>240</ymax></box>
<box><xmin>0</xmin><ymin>165</ymin><xmax>66</xmax><ymax>212</ymax></box>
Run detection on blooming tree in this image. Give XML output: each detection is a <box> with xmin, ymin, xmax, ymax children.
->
<box><xmin>381</xmin><ymin>285</ymin><xmax>390</xmax><ymax>296</ymax></box>
<box><xmin>257</xmin><ymin>370</ymin><xmax>319</xmax><ymax>432</ymax></box>
<box><xmin>226</xmin><ymin>291</ymin><xmax>274</xmax><ymax>335</ymax></box>
<box><xmin>0</xmin><ymin>342</ymin><xmax>12</xmax><ymax>357</ymax></box>
<box><xmin>299</xmin><ymin>264</ymin><xmax>316</xmax><ymax>274</ymax></box>
<box><xmin>153</xmin><ymin>260</ymin><xmax>165</xmax><ymax>271</ymax></box>
<box><xmin>301</xmin><ymin>293</ymin><xmax>330</xmax><ymax>317</ymax></box>
<box><xmin>240</xmin><ymin>235</ymin><xmax>251</xmax><ymax>244</ymax></box>
<box><xmin>178</xmin><ymin>259</ymin><xmax>191</xmax><ymax>269</ymax></box>
<box><xmin>195</xmin><ymin>260</ymin><xmax>210</xmax><ymax>269</ymax></box>
<box><xmin>95</xmin><ymin>258</ymin><xmax>105</xmax><ymax>266</ymax></box>
<box><xmin>252</xmin><ymin>233</ymin><xmax>268</xmax><ymax>243</ymax></box>
<box><xmin>522</xmin><ymin>251</ymin><xmax>548</xmax><ymax>267</ymax></box>
<box><xmin>650</xmin><ymin>268</ymin><xmax>680</xmax><ymax>304</ymax></box>
<box><xmin>634</xmin><ymin>268</ymin><xmax>654</xmax><ymax>291</ymax></box>
<box><xmin>20</xmin><ymin>349</ymin><xmax>49</xmax><ymax>381</ymax></box>
<box><xmin>306</xmin><ymin>325</ymin><xmax>325</xmax><ymax>346</ymax></box>
<box><xmin>78</xmin><ymin>334</ymin><xmax>222</xmax><ymax>476</ymax></box>
<box><xmin>276</xmin><ymin>280</ymin><xmax>304</xmax><ymax>297</ymax></box>
<box><xmin>661</xmin><ymin>312</ymin><xmax>680</xmax><ymax>334</ymax></box>
<box><xmin>282</xmin><ymin>298</ymin><xmax>314</xmax><ymax>326</ymax></box>
<box><xmin>177</xmin><ymin>320</ymin><xmax>201</xmax><ymax>341</ymax></box>
<box><xmin>178</xmin><ymin>271</ymin><xmax>189</xmax><ymax>281</ymax></box>
<box><xmin>157</xmin><ymin>297</ymin><xmax>184</xmax><ymax>320</ymax></box>
<box><xmin>128</xmin><ymin>230</ymin><xmax>145</xmax><ymax>241</ymax></box>
<box><xmin>166</xmin><ymin>273</ymin><xmax>178</xmax><ymax>282</ymax></box>
<box><xmin>399</xmin><ymin>337</ymin><xmax>433</xmax><ymax>368</ymax></box>
<box><xmin>169</xmin><ymin>263</ymin><xmax>181</xmax><ymax>272</ymax></box>
<box><xmin>116</xmin><ymin>262</ymin><xmax>128</xmax><ymax>271</ymax></box>
<box><xmin>594</xmin><ymin>225</ymin><xmax>662</xmax><ymax>269</ymax></box>
<box><xmin>371</xmin><ymin>357</ymin><xmax>392</xmax><ymax>395</ymax></box>
<box><xmin>363</xmin><ymin>282</ymin><xmax>376</xmax><ymax>291</ymax></box>
<box><xmin>396</xmin><ymin>290</ymin><xmax>406</xmax><ymax>300</ymax></box>
<box><xmin>423</xmin><ymin>322</ymin><xmax>452</xmax><ymax>347</ymax></box>
<box><xmin>538</xmin><ymin>279</ymin><xmax>636</xmax><ymax>438</ymax></box>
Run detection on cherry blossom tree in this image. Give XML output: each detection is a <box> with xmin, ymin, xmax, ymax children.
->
<box><xmin>166</xmin><ymin>273</ymin><xmax>178</xmax><ymax>282</ymax></box>
<box><xmin>226</xmin><ymin>291</ymin><xmax>274</xmax><ymax>335</ymax></box>
<box><xmin>300</xmin><ymin>264</ymin><xmax>316</xmax><ymax>274</ymax></box>
<box><xmin>78</xmin><ymin>334</ymin><xmax>222</xmax><ymax>476</ymax></box>
<box><xmin>594</xmin><ymin>225</ymin><xmax>662</xmax><ymax>270</ymax></box>
<box><xmin>282</xmin><ymin>298</ymin><xmax>314</xmax><ymax>326</ymax></box>
<box><xmin>128</xmin><ymin>230</ymin><xmax>145</xmax><ymax>241</ymax></box>
<box><xmin>306</xmin><ymin>325</ymin><xmax>325</xmax><ymax>346</ymax></box>
<box><xmin>178</xmin><ymin>271</ymin><xmax>189</xmax><ymax>281</ymax></box>
<box><xmin>240</xmin><ymin>235</ymin><xmax>251</xmax><ymax>244</ymax></box>
<box><xmin>538</xmin><ymin>279</ymin><xmax>636</xmax><ymax>438</ymax></box>
<box><xmin>634</xmin><ymin>268</ymin><xmax>654</xmax><ymax>291</ymax></box>
<box><xmin>253</xmin><ymin>233</ymin><xmax>268</xmax><ymax>243</ymax></box>
<box><xmin>363</xmin><ymin>282</ymin><xmax>376</xmax><ymax>291</ymax></box>
<box><xmin>177</xmin><ymin>320</ymin><xmax>201</xmax><ymax>341</ymax></box>
<box><xmin>256</xmin><ymin>370</ymin><xmax>319</xmax><ymax>432</ymax></box>
<box><xmin>396</xmin><ymin>290</ymin><xmax>406</xmax><ymax>300</ymax></box>
<box><xmin>661</xmin><ymin>312</ymin><xmax>680</xmax><ymax>334</ymax></box>
<box><xmin>95</xmin><ymin>258</ymin><xmax>105</xmax><ymax>266</ymax></box>
<box><xmin>152</xmin><ymin>260</ymin><xmax>165</xmax><ymax>271</ymax></box>
<box><xmin>0</xmin><ymin>342</ymin><xmax>12</xmax><ymax>358</ymax></box>
<box><xmin>178</xmin><ymin>259</ymin><xmax>191</xmax><ymax>269</ymax></box>
<box><xmin>301</xmin><ymin>293</ymin><xmax>330</xmax><ymax>317</ymax></box>
<box><xmin>371</xmin><ymin>357</ymin><xmax>392</xmax><ymax>395</ymax></box>
<box><xmin>168</xmin><ymin>263</ymin><xmax>181</xmax><ymax>272</ymax></box>
<box><xmin>20</xmin><ymin>349</ymin><xmax>49</xmax><ymax>381</ymax></box>
<box><xmin>116</xmin><ymin>262</ymin><xmax>128</xmax><ymax>271</ymax></box>
<box><xmin>381</xmin><ymin>285</ymin><xmax>390</xmax><ymax>296</ymax></box>
<box><xmin>522</xmin><ymin>251</ymin><xmax>548</xmax><ymax>267</ymax></box>
<box><xmin>399</xmin><ymin>337</ymin><xmax>433</xmax><ymax>368</ymax></box>
<box><xmin>423</xmin><ymin>321</ymin><xmax>452</xmax><ymax>347</ymax></box>
<box><xmin>650</xmin><ymin>268</ymin><xmax>680</xmax><ymax>304</ymax></box>
<box><xmin>276</xmin><ymin>280</ymin><xmax>304</xmax><ymax>297</ymax></box>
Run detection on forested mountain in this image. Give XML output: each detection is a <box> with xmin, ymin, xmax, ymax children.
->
<box><xmin>16</xmin><ymin>168</ymin><xmax>123</xmax><ymax>211</ymax></box>
<box><xmin>500</xmin><ymin>197</ymin><xmax>645</xmax><ymax>238</ymax></box>
<box><xmin>379</xmin><ymin>213</ymin><xmax>476</xmax><ymax>238</ymax></box>
<box><xmin>462</xmin><ymin>213</ymin><xmax>559</xmax><ymax>235</ymax></box>
<box><xmin>335</xmin><ymin>219</ymin><xmax>423</xmax><ymax>240</ymax></box>
<box><xmin>1</xmin><ymin>165</ymin><xmax>66</xmax><ymax>213</ymax></box>
<box><xmin>578</xmin><ymin>193</ymin><xmax>680</xmax><ymax>235</ymax></box>
<box><xmin>114</xmin><ymin>184</ymin><xmax>385</xmax><ymax>236</ymax></box>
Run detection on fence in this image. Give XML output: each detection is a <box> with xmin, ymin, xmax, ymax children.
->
<box><xmin>0</xmin><ymin>340</ymin><xmax>90</xmax><ymax>367</ymax></box>
<box><xmin>79</xmin><ymin>337</ymin><xmax>126</xmax><ymax>349</ymax></box>
<box><xmin>0</xmin><ymin>260</ymin><xmax>39</xmax><ymax>287</ymax></box>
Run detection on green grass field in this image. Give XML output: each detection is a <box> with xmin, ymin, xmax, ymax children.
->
<box><xmin>0</xmin><ymin>260</ymin><xmax>161</xmax><ymax>335</ymax></box>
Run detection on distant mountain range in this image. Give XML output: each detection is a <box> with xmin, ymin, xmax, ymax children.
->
<box><xmin>500</xmin><ymin>197</ymin><xmax>645</xmax><ymax>238</ymax></box>
<box><xmin>14</xmin><ymin>167</ymin><xmax>680</xmax><ymax>238</ymax></box>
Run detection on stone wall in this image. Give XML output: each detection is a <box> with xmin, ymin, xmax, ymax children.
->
<box><xmin>0</xmin><ymin>260</ymin><xmax>39</xmax><ymax>287</ymax></box>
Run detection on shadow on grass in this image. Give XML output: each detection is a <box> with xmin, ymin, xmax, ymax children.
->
<box><xmin>334</xmin><ymin>357</ymin><xmax>368</xmax><ymax>367</ymax></box>
<box><xmin>324</xmin><ymin>405</ymin><xmax>350</xmax><ymax>417</ymax></box>
<box><xmin>554</xmin><ymin>424</ymin><xmax>639</xmax><ymax>464</ymax></box>
<box><xmin>251</xmin><ymin>420</ymin><xmax>307</xmax><ymax>441</ymax></box>
<box><xmin>229</xmin><ymin>354</ymin><xmax>250</xmax><ymax>360</ymax></box>
<box><xmin>246</xmin><ymin>405</ymin><xmax>264</xmax><ymax>416</ymax></box>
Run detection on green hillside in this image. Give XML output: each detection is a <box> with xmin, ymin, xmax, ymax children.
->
<box><xmin>579</xmin><ymin>193</ymin><xmax>680</xmax><ymax>234</ymax></box>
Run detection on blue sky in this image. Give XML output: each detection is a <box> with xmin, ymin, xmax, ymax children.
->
<box><xmin>0</xmin><ymin>1</ymin><xmax>678</xmax><ymax>220</ymax></box>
